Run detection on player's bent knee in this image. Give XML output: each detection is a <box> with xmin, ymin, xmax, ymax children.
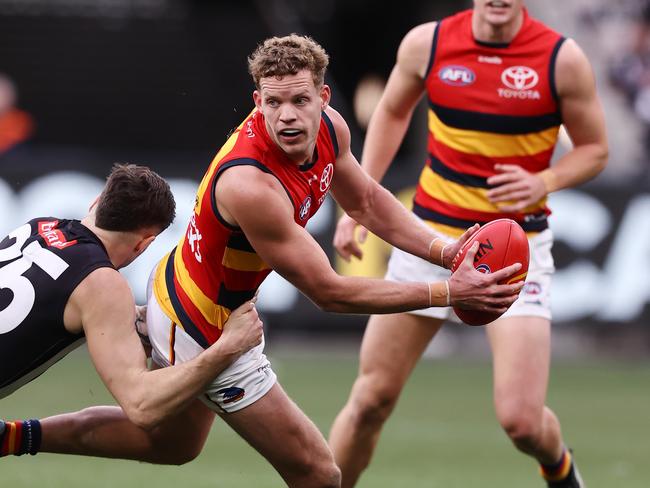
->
<box><xmin>279</xmin><ymin>442</ymin><xmax>340</xmax><ymax>487</ymax></box>
<box><xmin>497</xmin><ymin>410</ymin><xmax>542</xmax><ymax>448</ymax></box>
<box><xmin>292</xmin><ymin>459</ymin><xmax>341</xmax><ymax>488</ymax></box>
<box><xmin>350</xmin><ymin>378</ymin><xmax>401</xmax><ymax>426</ymax></box>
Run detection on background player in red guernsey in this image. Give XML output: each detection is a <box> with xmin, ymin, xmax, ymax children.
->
<box><xmin>329</xmin><ymin>2</ymin><xmax>608</xmax><ymax>487</ymax></box>
<box><xmin>0</xmin><ymin>35</ymin><xmax>522</xmax><ymax>487</ymax></box>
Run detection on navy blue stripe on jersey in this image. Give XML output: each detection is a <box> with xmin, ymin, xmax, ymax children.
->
<box><xmin>549</xmin><ymin>37</ymin><xmax>566</xmax><ymax>106</ymax></box>
<box><xmin>321</xmin><ymin>111</ymin><xmax>339</xmax><ymax>158</ymax></box>
<box><xmin>428</xmin><ymin>153</ymin><xmax>489</xmax><ymax>188</ymax></box>
<box><xmin>425</xmin><ymin>22</ymin><xmax>441</xmax><ymax>79</ymax></box>
<box><xmin>226</xmin><ymin>232</ymin><xmax>256</xmax><ymax>253</ymax></box>
<box><xmin>428</xmin><ymin>100</ymin><xmax>561</xmax><ymax>134</ymax></box>
<box><xmin>212</xmin><ymin>158</ymin><xmax>295</xmax><ymax>226</ymax></box>
<box><xmin>164</xmin><ymin>248</ymin><xmax>210</xmax><ymax>349</ymax></box>
<box><xmin>217</xmin><ymin>283</ymin><xmax>256</xmax><ymax>311</ymax></box>
<box><xmin>412</xmin><ymin>202</ymin><xmax>549</xmax><ymax>232</ymax></box>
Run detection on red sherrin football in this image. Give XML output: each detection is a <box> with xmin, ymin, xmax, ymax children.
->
<box><xmin>450</xmin><ymin>219</ymin><xmax>529</xmax><ymax>326</ymax></box>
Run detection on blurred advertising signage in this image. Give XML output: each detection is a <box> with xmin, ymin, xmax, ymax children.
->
<box><xmin>0</xmin><ymin>172</ymin><xmax>648</xmax><ymax>327</ymax></box>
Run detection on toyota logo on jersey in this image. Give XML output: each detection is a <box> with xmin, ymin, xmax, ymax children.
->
<box><xmin>320</xmin><ymin>163</ymin><xmax>334</xmax><ymax>193</ymax></box>
<box><xmin>501</xmin><ymin>66</ymin><xmax>539</xmax><ymax>90</ymax></box>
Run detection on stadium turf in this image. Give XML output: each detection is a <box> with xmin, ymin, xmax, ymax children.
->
<box><xmin>2</xmin><ymin>347</ymin><xmax>649</xmax><ymax>487</ymax></box>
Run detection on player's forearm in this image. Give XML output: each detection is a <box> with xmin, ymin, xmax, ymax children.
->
<box><xmin>538</xmin><ymin>142</ymin><xmax>608</xmax><ymax>193</ymax></box>
<box><xmin>122</xmin><ymin>345</ymin><xmax>239</xmax><ymax>430</ymax></box>
<box><xmin>311</xmin><ymin>276</ymin><xmax>448</xmax><ymax>314</ymax></box>
<box><xmin>360</xmin><ymin>104</ymin><xmax>414</xmax><ymax>182</ymax></box>
<box><xmin>348</xmin><ymin>182</ymin><xmax>441</xmax><ymax>265</ymax></box>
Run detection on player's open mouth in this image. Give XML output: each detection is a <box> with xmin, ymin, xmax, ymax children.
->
<box><xmin>279</xmin><ymin>129</ymin><xmax>303</xmax><ymax>141</ymax></box>
<box><xmin>487</xmin><ymin>1</ymin><xmax>510</xmax><ymax>8</ymax></box>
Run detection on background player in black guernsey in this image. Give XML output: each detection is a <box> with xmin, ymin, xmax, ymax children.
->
<box><xmin>0</xmin><ymin>163</ymin><xmax>263</xmax><ymax>457</ymax></box>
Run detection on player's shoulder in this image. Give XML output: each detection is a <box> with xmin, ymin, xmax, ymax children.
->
<box><xmin>556</xmin><ymin>38</ymin><xmax>589</xmax><ymax>69</ymax></box>
<box><xmin>77</xmin><ymin>267</ymin><xmax>129</xmax><ymax>299</ymax></box>
<box><xmin>400</xmin><ymin>21</ymin><xmax>437</xmax><ymax>55</ymax></box>
<box><xmin>67</xmin><ymin>266</ymin><xmax>131</xmax><ymax>329</ymax></box>
<box><xmin>217</xmin><ymin>162</ymin><xmax>286</xmax><ymax>210</ymax></box>
<box><xmin>554</xmin><ymin>38</ymin><xmax>594</xmax><ymax>96</ymax></box>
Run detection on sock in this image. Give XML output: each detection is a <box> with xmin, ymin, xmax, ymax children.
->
<box><xmin>540</xmin><ymin>448</ymin><xmax>572</xmax><ymax>482</ymax></box>
<box><xmin>0</xmin><ymin>419</ymin><xmax>42</xmax><ymax>456</ymax></box>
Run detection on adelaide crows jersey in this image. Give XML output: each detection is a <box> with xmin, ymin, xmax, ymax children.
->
<box><xmin>153</xmin><ymin>109</ymin><xmax>339</xmax><ymax>348</ymax></box>
<box><xmin>416</xmin><ymin>8</ymin><xmax>565</xmax><ymax>236</ymax></box>
<box><xmin>0</xmin><ymin>218</ymin><xmax>113</xmax><ymax>397</ymax></box>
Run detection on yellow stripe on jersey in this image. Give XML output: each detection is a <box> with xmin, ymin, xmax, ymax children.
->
<box><xmin>222</xmin><ymin>247</ymin><xmax>270</xmax><ymax>272</ymax></box>
<box><xmin>194</xmin><ymin>110</ymin><xmax>256</xmax><ymax>215</ymax></box>
<box><xmin>428</xmin><ymin>109</ymin><xmax>559</xmax><ymax>157</ymax></box>
<box><xmin>425</xmin><ymin>220</ymin><xmax>468</xmax><ymax>239</ymax></box>
<box><xmin>153</xmin><ymin>254</ymin><xmax>182</xmax><ymax>327</ymax></box>
<box><xmin>419</xmin><ymin>165</ymin><xmax>547</xmax><ymax>214</ymax></box>
<box><xmin>173</xmin><ymin>248</ymin><xmax>228</xmax><ymax>329</ymax></box>
<box><xmin>419</xmin><ymin>165</ymin><xmax>493</xmax><ymax>211</ymax></box>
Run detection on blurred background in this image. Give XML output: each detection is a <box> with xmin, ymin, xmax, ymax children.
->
<box><xmin>1</xmin><ymin>1</ymin><xmax>649</xmax><ymax>487</ymax></box>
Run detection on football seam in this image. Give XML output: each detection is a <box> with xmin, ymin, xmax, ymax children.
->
<box><xmin>503</xmin><ymin>222</ymin><xmax>512</xmax><ymax>272</ymax></box>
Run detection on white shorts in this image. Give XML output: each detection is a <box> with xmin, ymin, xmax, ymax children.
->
<box><xmin>145</xmin><ymin>270</ymin><xmax>277</xmax><ymax>413</ymax></box>
<box><xmin>385</xmin><ymin>228</ymin><xmax>555</xmax><ymax>322</ymax></box>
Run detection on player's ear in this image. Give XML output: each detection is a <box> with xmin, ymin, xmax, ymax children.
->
<box><xmin>88</xmin><ymin>195</ymin><xmax>100</xmax><ymax>213</ymax></box>
<box><xmin>135</xmin><ymin>234</ymin><xmax>156</xmax><ymax>254</ymax></box>
<box><xmin>253</xmin><ymin>90</ymin><xmax>262</xmax><ymax>110</ymax></box>
<box><xmin>320</xmin><ymin>84</ymin><xmax>331</xmax><ymax>110</ymax></box>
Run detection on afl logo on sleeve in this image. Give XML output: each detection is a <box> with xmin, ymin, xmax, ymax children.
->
<box><xmin>438</xmin><ymin>65</ymin><xmax>476</xmax><ymax>86</ymax></box>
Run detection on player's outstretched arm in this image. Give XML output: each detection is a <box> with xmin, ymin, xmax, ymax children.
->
<box><xmin>327</xmin><ymin>105</ymin><xmax>476</xmax><ymax>269</ymax></box>
<box><xmin>217</xmin><ymin>165</ymin><xmax>521</xmax><ymax>315</ymax></box>
<box><xmin>74</xmin><ymin>270</ymin><xmax>262</xmax><ymax>430</ymax></box>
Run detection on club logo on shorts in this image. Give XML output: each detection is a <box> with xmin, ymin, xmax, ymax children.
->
<box><xmin>522</xmin><ymin>281</ymin><xmax>542</xmax><ymax>295</ymax></box>
<box><xmin>217</xmin><ymin>387</ymin><xmax>245</xmax><ymax>404</ymax></box>
<box><xmin>439</xmin><ymin>65</ymin><xmax>476</xmax><ymax>86</ymax></box>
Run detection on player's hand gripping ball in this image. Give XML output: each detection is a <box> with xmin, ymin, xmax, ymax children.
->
<box><xmin>450</xmin><ymin>219</ymin><xmax>529</xmax><ymax>326</ymax></box>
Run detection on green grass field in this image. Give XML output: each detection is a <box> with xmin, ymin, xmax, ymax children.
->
<box><xmin>2</xmin><ymin>346</ymin><xmax>649</xmax><ymax>487</ymax></box>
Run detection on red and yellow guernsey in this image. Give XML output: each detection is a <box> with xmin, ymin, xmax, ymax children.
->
<box><xmin>416</xmin><ymin>8</ymin><xmax>565</xmax><ymax>237</ymax></box>
<box><xmin>153</xmin><ymin>109</ymin><xmax>339</xmax><ymax>348</ymax></box>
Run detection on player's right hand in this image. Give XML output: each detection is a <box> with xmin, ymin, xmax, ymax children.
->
<box><xmin>448</xmin><ymin>242</ymin><xmax>524</xmax><ymax>313</ymax></box>
<box><xmin>333</xmin><ymin>213</ymin><xmax>369</xmax><ymax>261</ymax></box>
<box><xmin>218</xmin><ymin>297</ymin><xmax>264</xmax><ymax>357</ymax></box>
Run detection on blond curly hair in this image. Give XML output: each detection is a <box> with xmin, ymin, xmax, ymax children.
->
<box><xmin>248</xmin><ymin>34</ymin><xmax>329</xmax><ymax>89</ymax></box>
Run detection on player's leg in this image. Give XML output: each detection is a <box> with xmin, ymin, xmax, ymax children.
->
<box><xmin>487</xmin><ymin>315</ymin><xmax>561</xmax><ymax>460</ymax></box>
<box><xmin>14</xmin><ymin>398</ymin><xmax>214</xmax><ymax>464</ymax></box>
<box><xmin>329</xmin><ymin>312</ymin><xmax>444</xmax><ymax>488</ymax></box>
<box><xmin>218</xmin><ymin>382</ymin><xmax>341</xmax><ymax>488</ymax></box>
<box><xmin>487</xmin><ymin>317</ymin><xmax>583</xmax><ymax>487</ymax></box>
<box><xmin>486</xmin><ymin>231</ymin><xmax>583</xmax><ymax>487</ymax></box>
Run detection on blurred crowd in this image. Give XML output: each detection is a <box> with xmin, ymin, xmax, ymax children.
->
<box><xmin>607</xmin><ymin>2</ymin><xmax>650</xmax><ymax>155</ymax></box>
<box><xmin>0</xmin><ymin>74</ymin><xmax>34</xmax><ymax>158</ymax></box>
